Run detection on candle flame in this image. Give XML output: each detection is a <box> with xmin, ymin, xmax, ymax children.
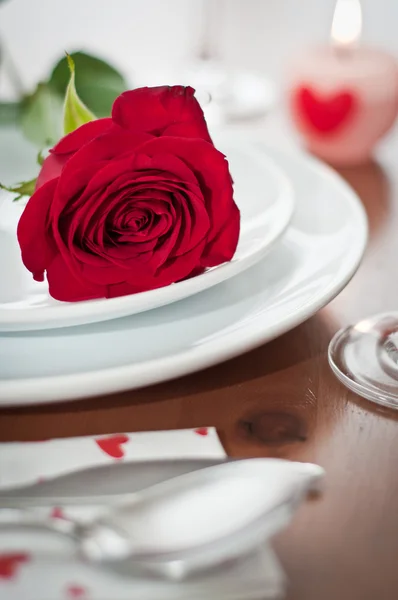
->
<box><xmin>331</xmin><ymin>0</ymin><xmax>362</xmax><ymax>48</ymax></box>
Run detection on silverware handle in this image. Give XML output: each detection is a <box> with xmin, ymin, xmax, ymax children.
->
<box><xmin>0</xmin><ymin>509</ymin><xmax>77</xmax><ymax>538</ymax></box>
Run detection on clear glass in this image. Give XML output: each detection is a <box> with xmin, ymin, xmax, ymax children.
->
<box><xmin>184</xmin><ymin>0</ymin><xmax>276</xmax><ymax>125</ymax></box>
<box><xmin>328</xmin><ymin>313</ymin><xmax>398</xmax><ymax>409</ymax></box>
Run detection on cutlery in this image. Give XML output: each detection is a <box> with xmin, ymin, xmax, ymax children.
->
<box><xmin>0</xmin><ymin>459</ymin><xmax>324</xmax><ymax>580</ymax></box>
<box><xmin>0</xmin><ymin>458</ymin><xmax>233</xmax><ymax>507</ymax></box>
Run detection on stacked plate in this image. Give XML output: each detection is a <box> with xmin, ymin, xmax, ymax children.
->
<box><xmin>0</xmin><ymin>129</ymin><xmax>367</xmax><ymax>406</ymax></box>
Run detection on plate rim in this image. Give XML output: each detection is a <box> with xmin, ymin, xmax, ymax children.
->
<box><xmin>0</xmin><ymin>146</ymin><xmax>368</xmax><ymax>406</ymax></box>
<box><xmin>0</xmin><ymin>141</ymin><xmax>295</xmax><ymax>331</ymax></box>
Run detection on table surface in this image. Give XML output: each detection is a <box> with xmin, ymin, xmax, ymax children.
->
<box><xmin>1</xmin><ymin>111</ymin><xmax>398</xmax><ymax>600</ymax></box>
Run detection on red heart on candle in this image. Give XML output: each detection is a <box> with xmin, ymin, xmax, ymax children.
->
<box><xmin>295</xmin><ymin>86</ymin><xmax>357</xmax><ymax>134</ymax></box>
<box><xmin>95</xmin><ymin>434</ymin><xmax>129</xmax><ymax>459</ymax></box>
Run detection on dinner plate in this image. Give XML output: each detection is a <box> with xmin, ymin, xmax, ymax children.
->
<box><xmin>0</xmin><ymin>145</ymin><xmax>368</xmax><ymax>406</ymax></box>
<box><xmin>0</xmin><ymin>131</ymin><xmax>294</xmax><ymax>331</ymax></box>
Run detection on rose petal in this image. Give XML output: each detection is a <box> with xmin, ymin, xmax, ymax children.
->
<box><xmin>151</xmin><ymin>188</ymin><xmax>209</xmax><ymax>264</ymax></box>
<box><xmin>139</xmin><ymin>137</ymin><xmax>236</xmax><ymax>245</ymax></box>
<box><xmin>112</xmin><ymin>88</ymin><xmax>170</xmax><ymax>134</ymax></box>
<box><xmin>79</xmin><ymin>261</ymin><xmax>132</xmax><ymax>285</ymax></box>
<box><xmin>106</xmin><ymin>240</ymin><xmax>207</xmax><ymax>296</ymax></box>
<box><xmin>79</xmin><ymin>151</ymin><xmax>199</xmax><ymax>203</ymax></box>
<box><xmin>57</xmin><ymin>149</ymin><xmax>211</xmax><ymax>282</ymax></box>
<box><xmin>58</xmin><ymin>152</ymin><xmax>200</xmax><ymax>226</ymax></box>
<box><xmin>52</xmin><ymin>118</ymin><xmax>113</xmax><ymax>155</ymax></box>
<box><xmin>17</xmin><ymin>178</ymin><xmax>58</xmax><ymax>281</ymax></box>
<box><xmin>54</xmin><ymin>132</ymin><xmax>154</xmax><ymax>207</ymax></box>
<box><xmin>112</xmin><ymin>86</ymin><xmax>212</xmax><ymax>142</ymax></box>
<box><xmin>36</xmin><ymin>153</ymin><xmax>69</xmax><ymax>190</ymax></box>
<box><xmin>66</xmin><ymin>187</ymin><xmax>142</xmax><ymax>251</ymax></box>
<box><xmin>46</xmin><ymin>254</ymin><xmax>104</xmax><ymax>301</ymax></box>
<box><xmin>58</xmin><ymin>152</ymin><xmax>201</xmax><ymax>253</ymax></box>
<box><xmin>163</xmin><ymin>121</ymin><xmax>211</xmax><ymax>143</ymax></box>
<box><xmin>171</xmin><ymin>189</ymin><xmax>210</xmax><ymax>256</ymax></box>
<box><xmin>35</xmin><ymin>119</ymin><xmax>238</xmax><ymax>302</ymax></box>
<box><xmin>201</xmin><ymin>202</ymin><xmax>240</xmax><ymax>266</ymax></box>
<box><xmin>160</xmin><ymin>86</ymin><xmax>213</xmax><ymax>143</ymax></box>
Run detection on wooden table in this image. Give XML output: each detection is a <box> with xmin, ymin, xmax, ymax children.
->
<box><xmin>1</xmin><ymin>137</ymin><xmax>398</xmax><ymax>599</ymax></box>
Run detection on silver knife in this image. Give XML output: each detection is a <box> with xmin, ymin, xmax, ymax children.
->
<box><xmin>0</xmin><ymin>458</ymin><xmax>233</xmax><ymax>507</ymax></box>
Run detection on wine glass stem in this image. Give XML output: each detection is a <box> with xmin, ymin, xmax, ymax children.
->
<box><xmin>198</xmin><ymin>0</ymin><xmax>225</xmax><ymax>60</ymax></box>
<box><xmin>378</xmin><ymin>329</ymin><xmax>398</xmax><ymax>379</ymax></box>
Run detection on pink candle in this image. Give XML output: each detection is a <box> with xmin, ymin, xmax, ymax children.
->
<box><xmin>287</xmin><ymin>0</ymin><xmax>398</xmax><ymax>166</ymax></box>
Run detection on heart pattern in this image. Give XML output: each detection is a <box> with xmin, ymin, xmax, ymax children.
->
<box><xmin>0</xmin><ymin>428</ymin><xmax>224</xmax><ymax>597</ymax></box>
<box><xmin>295</xmin><ymin>86</ymin><xmax>357</xmax><ymax>134</ymax></box>
<box><xmin>95</xmin><ymin>434</ymin><xmax>129</xmax><ymax>459</ymax></box>
<box><xmin>194</xmin><ymin>427</ymin><xmax>209</xmax><ymax>436</ymax></box>
<box><xmin>51</xmin><ymin>507</ymin><xmax>67</xmax><ymax>520</ymax></box>
<box><xmin>0</xmin><ymin>553</ymin><xmax>30</xmax><ymax>579</ymax></box>
<box><xmin>66</xmin><ymin>584</ymin><xmax>88</xmax><ymax>598</ymax></box>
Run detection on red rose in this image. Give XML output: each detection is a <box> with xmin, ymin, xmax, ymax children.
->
<box><xmin>17</xmin><ymin>86</ymin><xmax>240</xmax><ymax>302</ymax></box>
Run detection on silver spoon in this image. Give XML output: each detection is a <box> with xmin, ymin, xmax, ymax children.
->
<box><xmin>0</xmin><ymin>458</ymin><xmax>234</xmax><ymax>507</ymax></box>
<box><xmin>0</xmin><ymin>458</ymin><xmax>323</xmax><ymax>580</ymax></box>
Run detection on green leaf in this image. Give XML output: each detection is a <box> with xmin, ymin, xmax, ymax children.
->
<box><xmin>0</xmin><ymin>177</ymin><xmax>36</xmax><ymax>202</ymax></box>
<box><xmin>20</xmin><ymin>83</ymin><xmax>63</xmax><ymax>147</ymax></box>
<box><xmin>37</xmin><ymin>149</ymin><xmax>45</xmax><ymax>166</ymax></box>
<box><xmin>63</xmin><ymin>53</ymin><xmax>96</xmax><ymax>135</ymax></box>
<box><xmin>49</xmin><ymin>51</ymin><xmax>127</xmax><ymax>118</ymax></box>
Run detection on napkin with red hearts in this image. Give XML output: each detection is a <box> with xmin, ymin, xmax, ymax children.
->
<box><xmin>0</xmin><ymin>428</ymin><xmax>223</xmax><ymax>489</ymax></box>
<box><xmin>0</xmin><ymin>428</ymin><xmax>285</xmax><ymax>599</ymax></box>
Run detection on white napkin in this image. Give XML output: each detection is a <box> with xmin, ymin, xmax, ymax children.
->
<box><xmin>0</xmin><ymin>427</ymin><xmax>225</xmax><ymax>489</ymax></box>
<box><xmin>0</xmin><ymin>428</ymin><xmax>286</xmax><ymax>599</ymax></box>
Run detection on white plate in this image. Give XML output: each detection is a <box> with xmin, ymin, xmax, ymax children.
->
<box><xmin>0</xmin><ymin>132</ymin><xmax>294</xmax><ymax>331</ymax></box>
<box><xmin>0</xmin><ymin>145</ymin><xmax>368</xmax><ymax>406</ymax></box>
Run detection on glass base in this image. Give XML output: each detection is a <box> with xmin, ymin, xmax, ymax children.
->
<box><xmin>328</xmin><ymin>313</ymin><xmax>398</xmax><ymax>409</ymax></box>
<box><xmin>183</xmin><ymin>59</ymin><xmax>277</xmax><ymax>125</ymax></box>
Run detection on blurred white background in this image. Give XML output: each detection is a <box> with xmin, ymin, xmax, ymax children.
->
<box><xmin>0</xmin><ymin>0</ymin><xmax>397</xmax><ymax>98</ymax></box>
